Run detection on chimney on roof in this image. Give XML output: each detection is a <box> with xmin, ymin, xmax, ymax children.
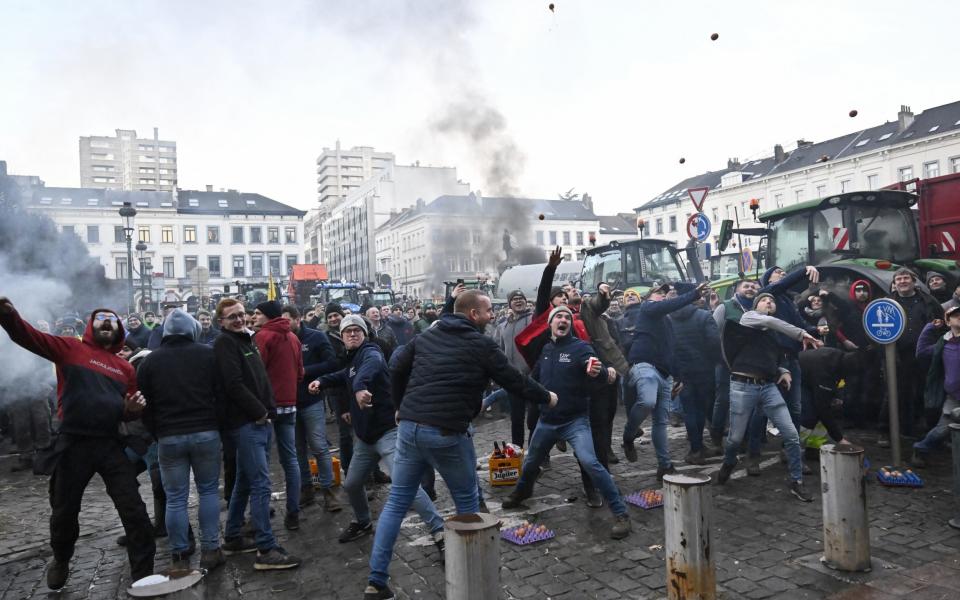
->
<box><xmin>727</xmin><ymin>158</ymin><xmax>741</xmax><ymax>170</ymax></box>
<box><xmin>581</xmin><ymin>192</ymin><xmax>593</xmax><ymax>212</ymax></box>
<box><xmin>898</xmin><ymin>105</ymin><xmax>914</xmax><ymax>132</ymax></box>
<box><xmin>153</xmin><ymin>127</ymin><xmax>159</xmax><ymax>141</ymax></box>
<box><xmin>416</xmin><ymin>197</ymin><xmax>425</xmax><ymax>209</ymax></box>
<box><xmin>774</xmin><ymin>144</ymin><xmax>786</xmax><ymax>164</ymax></box>
<box><xmin>796</xmin><ymin>139</ymin><xmax>813</xmax><ymax>148</ymax></box>
<box><xmin>205</xmin><ymin>184</ymin><xmax>213</xmax><ymax>192</ymax></box>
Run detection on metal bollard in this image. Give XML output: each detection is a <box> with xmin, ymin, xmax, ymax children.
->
<box><xmin>820</xmin><ymin>443</ymin><xmax>871</xmax><ymax>572</ymax></box>
<box><xmin>663</xmin><ymin>473</ymin><xmax>716</xmax><ymax>600</ymax></box>
<box><xmin>444</xmin><ymin>513</ymin><xmax>501</xmax><ymax>600</ymax></box>
<box><xmin>950</xmin><ymin>424</ymin><xmax>960</xmax><ymax>530</ymax></box>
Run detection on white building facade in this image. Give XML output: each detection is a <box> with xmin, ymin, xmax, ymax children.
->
<box><xmin>18</xmin><ymin>184</ymin><xmax>305</xmax><ymax>308</ymax></box>
<box><xmin>636</xmin><ymin>102</ymin><xmax>960</xmax><ymax>253</ymax></box>
<box><xmin>79</xmin><ymin>127</ymin><xmax>177</xmax><ymax>192</ymax></box>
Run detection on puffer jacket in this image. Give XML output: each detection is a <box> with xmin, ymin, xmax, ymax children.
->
<box><xmin>495</xmin><ymin>309</ymin><xmax>534</xmax><ymax>374</ymax></box>
<box><xmin>669</xmin><ymin>304</ymin><xmax>720</xmax><ymax>381</ymax></box>
<box><xmin>392</xmin><ymin>313</ymin><xmax>550</xmax><ymax>433</ymax></box>
<box><xmin>254</xmin><ymin>317</ymin><xmax>304</xmax><ymax>408</ymax></box>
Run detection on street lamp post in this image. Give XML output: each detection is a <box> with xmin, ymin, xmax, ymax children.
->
<box><xmin>136</xmin><ymin>241</ymin><xmax>149</xmax><ymax>312</ymax></box>
<box><xmin>119</xmin><ymin>202</ymin><xmax>137</xmax><ymax>314</ymax></box>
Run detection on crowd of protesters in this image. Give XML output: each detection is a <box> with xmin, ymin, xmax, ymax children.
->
<box><xmin>3</xmin><ymin>244</ymin><xmax>960</xmax><ymax>599</ymax></box>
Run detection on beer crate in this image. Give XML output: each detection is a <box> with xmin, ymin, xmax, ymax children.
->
<box><xmin>489</xmin><ymin>451</ymin><xmax>523</xmax><ymax>487</ymax></box>
<box><xmin>308</xmin><ymin>455</ymin><xmax>342</xmax><ymax>488</ymax></box>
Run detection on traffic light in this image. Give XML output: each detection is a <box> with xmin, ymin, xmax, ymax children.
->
<box><xmin>718</xmin><ymin>219</ymin><xmax>734</xmax><ymax>252</ymax></box>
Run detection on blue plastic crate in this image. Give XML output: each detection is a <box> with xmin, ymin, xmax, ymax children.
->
<box><xmin>876</xmin><ymin>466</ymin><xmax>923</xmax><ymax>488</ymax></box>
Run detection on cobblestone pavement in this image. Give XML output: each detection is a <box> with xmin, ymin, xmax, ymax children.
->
<box><xmin>1</xmin><ymin>408</ymin><xmax>959</xmax><ymax>599</ymax></box>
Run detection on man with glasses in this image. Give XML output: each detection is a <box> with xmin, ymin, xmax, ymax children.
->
<box><xmin>0</xmin><ymin>297</ymin><xmax>155</xmax><ymax>590</ymax></box>
<box><xmin>213</xmin><ymin>298</ymin><xmax>301</xmax><ymax>571</ymax></box>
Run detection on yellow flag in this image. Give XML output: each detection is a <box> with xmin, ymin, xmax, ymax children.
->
<box><xmin>267</xmin><ymin>273</ymin><xmax>277</xmax><ymax>301</ymax></box>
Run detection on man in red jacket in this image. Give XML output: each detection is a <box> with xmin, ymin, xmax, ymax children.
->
<box><xmin>0</xmin><ymin>297</ymin><xmax>154</xmax><ymax>590</ymax></box>
<box><xmin>252</xmin><ymin>301</ymin><xmax>305</xmax><ymax>529</ymax></box>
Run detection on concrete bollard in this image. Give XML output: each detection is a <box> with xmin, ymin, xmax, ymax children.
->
<box><xmin>950</xmin><ymin>424</ymin><xmax>960</xmax><ymax>530</ymax></box>
<box><xmin>444</xmin><ymin>513</ymin><xmax>501</xmax><ymax>600</ymax></box>
<box><xmin>663</xmin><ymin>473</ymin><xmax>716</xmax><ymax>600</ymax></box>
<box><xmin>819</xmin><ymin>443</ymin><xmax>871</xmax><ymax>572</ymax></box>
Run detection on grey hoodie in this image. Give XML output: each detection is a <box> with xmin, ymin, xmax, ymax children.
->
<box><xmin>162</xmin><ymin>308</ymin><xmax>201</xmax><ymax>341</ymax></box>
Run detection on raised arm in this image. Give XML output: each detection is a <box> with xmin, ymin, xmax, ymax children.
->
<box><xmin>0</xmin><ymin>300</ymin><xmax>73</xmax><ymax>363</ymax></box>
<box><xmin>535</xmin><ymin>247</ymin><xmax>563</xmax><ymax>316</ymax></box>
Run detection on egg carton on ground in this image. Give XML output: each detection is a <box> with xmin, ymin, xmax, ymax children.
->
<box><xmin>876</xmin><ymin>466</ymin><xmax>923</xmax><ymax>488</ymax></box>
<box><xmin>501</xmin><ymin>523</ymin><xmax>555</xmax><ymax>545</ymax></box>
<box><xmin>625</xmin><ymin>489</ymin><xmax>663</xmax><ymax>509</ymax></box>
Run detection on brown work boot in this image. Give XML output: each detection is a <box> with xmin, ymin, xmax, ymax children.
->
<box><xmin>323</xmin><ymin>488</ymin><xmax>342</xmax><ymax>512</ymax></box>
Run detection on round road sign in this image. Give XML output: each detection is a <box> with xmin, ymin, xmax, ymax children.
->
<box><xmin>686</xmin><ymin>213</ymin><xmax>711</xmax><ymax>242</ymax></box>
<box><xmin>862</xmin><ymin>298</ymin><xmax>906</xmax><ymax>344</ymax></box>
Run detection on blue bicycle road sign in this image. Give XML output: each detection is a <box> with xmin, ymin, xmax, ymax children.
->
<box><xmin>862</xmin><ymin>298</ymin><xmax>906</xmax><ymax>344</ymax></box>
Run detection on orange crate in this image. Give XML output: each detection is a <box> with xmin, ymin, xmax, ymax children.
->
<box><xmin>308</xmin><ymin>455</ymin><xmax>342</xmax><ymax>488</ymax></box>
<box><xmin>488</xmin><ymin>451</ymin><xmax>523</xmax><ymax>486</ymax></box>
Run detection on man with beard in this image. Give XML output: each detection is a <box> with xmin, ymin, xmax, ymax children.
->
<box><xmin>124</xmin><ymin>314</ymin><xmax>151</xmax><ymax>349</ymax></box>
<box><xmin>413</xmin><ymin>303</ymin><xmax>438</xmax><ymax>334</ymax></box>
<box><xmin>0</xmin><ymin>297</ymin><xmax>154</xmax><ymax>589</ymax></box>
<box><xmin>494</xmin><ymin>290</ymin><xmax>535</xmax><ymax>447</ymax></box>
<box><xmin>196</xmin><ymin>310</ymin><xmax>219</xmax><ymax>345</ymax></box>
<box><xmin>363</xmin><ymin>291</ymin><xmax>554</xmax><ymax>600</ymax></box>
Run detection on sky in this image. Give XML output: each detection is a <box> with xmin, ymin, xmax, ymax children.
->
<box><xmin>2</xmin><ymin>0</ymin><xmax>960</xmax><ymax>216</ymax></box>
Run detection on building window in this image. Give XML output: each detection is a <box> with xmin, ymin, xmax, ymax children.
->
<box><xmin>286</xmin><ymin>255</ymin><xmax>297</xmax><ymax>273</ymax></box>
<box><xmin>114</xmin><ymin>225</ymin><xmax>125</xmax><ymax>243</ymax></box>
<box><xmin>184</xmin><ymin>256</ymin><xmax>198</xmax><ymax>275</ymax></box>
<box><xmin>576</xmin><ymin>231</ymin><xmax>584</xmax><ymax>246</ymax></box>
<box><xmin>233</xmin><ymin>256</ymin><xmax>245</xmax><ymax>277</ymax></box>
<box><xmin>867</xmin><ymin>174</ymin><xmax>879</xmax><ymax>190</ymax></box>
<box><xmin>86</xmin><ymin>225</ymin><xmax>99</xmax><ymax>243</ymax></box>
<box><xmin>536</xmin><ymin>231</ymin><xmax>544</xmax><ymax>246</ymax></box>
<box><xmin>207</xmin><ymin>226</ymin><xmax>220</xmax><ymax>244</ymax></box>
<box><xmin>115</xmin><ymin>257</ymin><xmax>129</xmax><ymax>279</ymax></box>
<box><xmin>250</xmin><ymin>227</ymin><xmax>262</xmax><ymax>244</ymax></box>
<box><xmin>549</xmin><ymin>231</ymin><xmax>557</xmax><ymax>245</ymax></box>
<box><xmin>655</xmin><ymin>219</ymin><xmax>663</xmax><ymax>235</ymax></box>
<box><xmin>251</xmin><ymin>254</ymin><xmax>264</xmax><ymax>277</ymax></box>
<box><xmin>232</xmin><ymin>226</ymin><xmax>244</xmax><ymax>244</ymax></box>
<box><xmin>562</xmin><ymin>231</ymin><xmax>571</xmax><ymax>245</ymax></box>
<box><xmin>184</xmin><ymin>225</ymin><xmax>197</xmax><ymax>243</ymax></box>
<box><xmin>208</xmin><ymin>256</ymin><xmax>221</xmax><ymax>277</ymax></box>
<box><xmin>668</xmin><ymin>215</ymin><xmax>677</xmax><ymax>233</ymax></box>
<box><xmin>62</xmin><ymin>225</ymin><xmax>75</xmax><ymax>237</ymax></box>
<box><xmin>951</xmin><ymin>157</ymin><xmax>960</xmax><ymax>174</ymax></box>
<box><xmin>898</xmin><ymin>166</ymin><xmax>913</xmax><ymax>182</ymax></box>
<box><xmin>924</xmin><ymin>161</ymin><xmax>940</xmax><ymax>179</ymax></box>
<box><xmin>138</xmin><ymin>226</ymin><xmax>150</xmax><ymax>243</ymax></box>
<box><xmin>794</xmin><ymin>190</ymin><xmax>804</xmax><ymax>203</ymax></box>
<box><xmin>268</xmin><ymin>253</ymin><xmax>281</xmax><ymax>275</ymax></box>
<box><xmin>285</xmin><ymin>227</ymin><xmax>297</xmax><ymax>244</ymax></box>
<box><xmin>162</xmin><ymin>257</ymin><xmax>175</xmax><ymax>278</ymax></box>
<box><xmin>816</xmin><ymin>184</ymin><xmax>827</xmax><ymax>198</ymax></box>
<box><xmin>161</xmin><ymin>226</ymin><xmax>173</xmax><ymax>243</ymax></box>
<box><xmin>268</xmin><ymin>227</ymin><xmax>280</xmax><ymax>244</ymax></box>
<box><xmin>840</xmin><ymin>180</ymin><xmax>851</xmax><ymax>193</ymax></box>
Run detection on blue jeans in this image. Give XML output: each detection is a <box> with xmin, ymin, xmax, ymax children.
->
<box><xmin>369</xmin><ymin>421</ymin><xmax>480</xmax><ymax>587</ymax></box>
<box><xmin>273</xmin><ymin>411</ymin><xmax>300</xmax><ymax>514</ymax></box>
<box><xmin>296</xmin><ymin>402</ymin><xmax>334</xmax><ymax>489</ymax></box>
<box><xmin>225</xmin><ymin>422</ymin><xmax>277</xmax><ymax>551</ymax></box>
<box><xmin>711</xmin><ymin>363</ymin><xmax>730</xmax><ymax>438</ymax></box>
<box><xmin>914</xmin><ymin>395</ymin><xmax>959</xmax><ymax>453</ymax></box>
<box><xmin>345</xmin><ymin>428</ymin><xmax>443</xmax><ymax>532</ymax></box>
<box><xmin>518</xmin><ymin>416</ymin><xmax>626</xmax><ymax>516</ymax></box>
<box><xmin>158</xmin><ymin>430</ymin><xmax>222</xmax><ymax>553</ymax></box>
<box><xmin>747</xmin><ymin>357</ymin><xmax>801</xmax><ymax>455</ymax></box>
<box><xmin>680</xmin><ymin>376</ymin><xmax>713</xmax><ymax>452</ymax></box>
<box><xmin>623</xmin><ymin>363</ymin><xmax>673</xmax><ymax>468</ymax></box>
<box><xmin>724</xmin><ymin>379</ymin><xmax>802</xmax><ymax>481</ymax></box>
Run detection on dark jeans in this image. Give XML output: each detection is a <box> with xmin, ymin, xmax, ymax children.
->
<box><xmin>680</xmin><ymin>375</ymin><xmax>714</xmax><ymax>452</ymax></box>
<box><xmin>10</xmin><ymin>396</ymin><xmax>51</xmax><ymax>453</ymax></box>
<box><xmin>711</xmin><ymin>363</ymin><xmax>731</xmax><ymax>439</ymax></box>
<box><xmin>508</xmin><ymin>393</ymin><xmax>530</xmax><ymax>447</ymax></box>
<box><xmin>581</xmin><ymin>380</ymin><xmax>617</xmax><ymax>495</ymax></box>
<box><xmin>222</xmin><ymin>433</ymin><xmax>236</xmax><ymax>502</ymax></box>
<box><xmin>225</xmin><ymin>422</ymin><xmax>276</xmax><ymax>551</ymax></box>
<box><xmin>49</xmin><ymin>436</ymin><xmax>155</xmax><ymax>579</ymax></box>
<box><xmin>333</xmin><ymin>395</ymin><xmax>354</xmax><ymax>473</ymax></box>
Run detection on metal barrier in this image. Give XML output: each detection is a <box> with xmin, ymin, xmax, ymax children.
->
<box><xmin>663</xmin><ymin>473</ymin><xmax>716</xmax><ymax>600</ymax></box>
<box><xmin>444</xmin><ymin>513</ymin><xmax>501</xmax><ymax>600</ymax></box>
<box><xmin>820</xmin><ymin>443</ymin><xmax>871</xmax><ymax>572</ymax></box>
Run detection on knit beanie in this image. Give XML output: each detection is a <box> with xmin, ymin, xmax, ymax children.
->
<box><xmin>325</xmin><ymin>302</ymin><xmax>345</xmax><ymax>318</ymax></box>
<box><xmin>548</xmin><ymin>304</ymin><xmax>573</xmax><ymax>324</ymax></box>
<box><xmin>926</xmin><ymin>271</ymin><xmax>946</xmax><ymax>285</ymax></box>
<box><xmin>255</xmin><ymin>301</ymin><xmax>282</xmax><ymax>320</ymax></box>
<box><xmin>507</xmin><ymin>289</ymin><xmax>526</xmax><ymax>303</ymax></box>
<box><xmin>339</xmin><ymin>314</ymin><xmax>368</xmax><ymax>335</ymax></box>
<box><xmin>549</xmin><ymin>286</ymin><xmax>565</xmax><ymax>302</ymax></box>
<box><xmin>753</xmin><ymin>292</ymin><xmax>775</xmax><ymax>309</ymax></box>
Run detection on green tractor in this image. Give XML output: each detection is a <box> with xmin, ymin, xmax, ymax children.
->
<box><xmin>717</xmin><ymin>189</ymin><xmax>936</xmax><ymax>299</ymax></box>
<box><xmin>579</xmin><ymin>237</ymin><xmax>701</xmax><ymax>296</ymax></box>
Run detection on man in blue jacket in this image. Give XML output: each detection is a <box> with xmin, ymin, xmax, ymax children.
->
<box><xmin>308</xmin><ymin>315</ymin><xmax>445</xmax><ymax>551</ymax></box>
<box><xmin>621</xmin><ymin>281</ymin><xmax>708</xmax><ymax>478</ymax></box>
<box><xmin>502</xmin><ymin>305</ymin><xmax>631</xmax><ymax>540</ymax></box>
<box><xmin>282</xmin><ymin>305</ymin><xmax>340</xmax><ymax>514</ymax></box>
